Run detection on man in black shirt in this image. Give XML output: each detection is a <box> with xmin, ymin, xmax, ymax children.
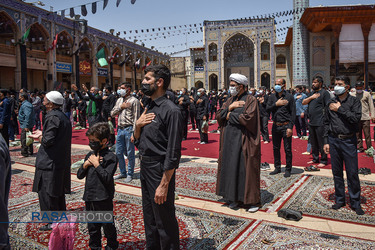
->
<box><xmin>196</xmin><ymin>88</ymin><xmax>209</xmax><ymax>144</ymax></box>
<box><xmin>257</xmin><ymin>87</ymin><xmax>270</xmax><ymax>143</ymax></box>
<box><xmin>302</xmin><ymin>76</ymin><xmax>331</xmax><ymax>167</ymax></box>
<box><xmin>323</xmin><ymin>76</ymin><xmax>364</xmax><ymax>215</ymax></box>
<box><xmin>102</xmin><ymin>86</ymin><xmax>117</xmax><ymax>145</ymax></box>
<box><xmin>176</xmin><ymin>88</ymin><xmax>190</xmax><ymax>140</ymax></box>
<box><xmin>72</xmin><ymin>84</ymin><xmax>103</xmax><ymax>127</ymax></box>
<box><xmin>266</xmin><ymin>78</ymin><xmax>296</xmax><ymax>177</ymax></box>
<box><xmin>134</xmin><ymin>65</ymin><xmax>182</xmax><ymax>249</ymax></box>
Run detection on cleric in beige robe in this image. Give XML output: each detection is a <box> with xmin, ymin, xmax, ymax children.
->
<box><xmin>216</xmin><ymin>73</ymin><xmax>261</xmax><ymax>212</ymax></box>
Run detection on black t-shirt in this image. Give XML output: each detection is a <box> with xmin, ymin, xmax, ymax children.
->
<box><xmin>308</xmin><ymin>89</ymin><xmax>331</xmax><ymax>126</ymax></box>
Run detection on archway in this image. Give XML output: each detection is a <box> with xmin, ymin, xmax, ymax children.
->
<box><xmin>261</xmin><ymin>73</ymin><xmax>270</xmax><ymax>89</ymax></box>
<box><xmin>224</xmin><ymin>33</ymin><xmax>254</xmax><ymax>88</ymax></box>
<box><xmin>209</xmin><ymin>74</ymin><xmax>218</xmax><ymax>91</ymax></box>
<box><xmin>195</xmin><ymin>81</ymin><xmax>203</xmax><ymax>89</ymax></box>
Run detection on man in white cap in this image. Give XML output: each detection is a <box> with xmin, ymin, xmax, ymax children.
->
<box><xmin>29</xmin><ymin>91</ymin><xmax>72</xmax><ymax>231</ymax></box>
<box><xmin>216</xmin><ymin>73</ymin><xmax>261</xmax><ymax>212</ymax></box>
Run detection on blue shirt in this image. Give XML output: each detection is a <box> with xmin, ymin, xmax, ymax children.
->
<box><xmin>18</xmin><ymin>100</ymin><xmax>35</xmax><ymax>129</ymax></box>
<box><xmin>0</xmin><ymin>97</ymin><xmax>11</xmax><ymax>126</ymax></box>
<box><xmin>294</xmin><ymin>93</ymin><xmax>307</xmax><ymax>116</ymax></box>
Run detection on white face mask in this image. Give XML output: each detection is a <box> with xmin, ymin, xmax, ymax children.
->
<box><xmin>334</xmin><ymin>86</ymin><xmax>346</xmax><ymax>96</ymax></box>
<box><xmin>117</xmin><ymin>89</ymin><xmax>127</xmax><ymax>97</ymax></box>
<box><xmin>229</xmin><ymin>86</ymin><xmax>238</xmax><ymax>96</ymax></box>
<box><xmin>179</xmin><ymin>91</ymin><xmax>183</xmax><ymax>95</ymax></box>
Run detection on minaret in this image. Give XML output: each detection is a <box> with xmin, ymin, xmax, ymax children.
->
<box><xmin>293</xmin><ymin>0</ymin><xmax>309</xmax><ymax>87</ymax></box>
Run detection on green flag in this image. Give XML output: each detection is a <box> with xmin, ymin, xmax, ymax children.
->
<box><xmin>96</xmin><ymin>47</ymin><xmax>108</xmax><ymax>66</ymax></box>
<box><xmin>21</xmin><ymin>28</ymin><xmax>31</xmax><ymax>44</ymax></box>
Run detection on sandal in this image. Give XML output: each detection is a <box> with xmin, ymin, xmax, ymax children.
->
<box><xmin>304</xmin><ymin>165</ymin><xmax>320</xmax><ymax>172</ymax></box>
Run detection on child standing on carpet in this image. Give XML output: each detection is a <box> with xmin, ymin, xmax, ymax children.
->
<box><xmin>77</xmin><ymin>122</ymin><xmax>119</xmax><ymax>250</ymax></box>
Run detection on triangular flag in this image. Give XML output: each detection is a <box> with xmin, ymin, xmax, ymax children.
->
<box><xmin>131</xmin><ymin>0</ymin><xmax>136</xmax><ymax>4</ymax></box>
<box><xmin>116</xmin><ymin>0</ymin><xmax>122</xmax><ymax>7</ymax></box>
<box><xmin>21</xmin><ymin>28</ymin><xmax>30</xmax><ymax>44</ymax></box>
<box><xmin>96</xmin><ymin>47</ymin><xmax>108</xmax><ymax>66</ymax></box>
<box><xmin>70</xmin><ymin>8</ymin><xmax>75</xmax><ymax>18</ymax></box>
<box><xmin>92</xmin><ymin>2</ymin><xmax>97</xmax><ymax>14</ymax></box>
<box><xmin>108</xmin><ymin>50</ymin><xmax>118</xmax><ymax>63</ymax></box>
<box><xmin>103</xmin><ymin>0</ymin><xmax>109</xmax><ymax>10</ymax></box>
<box><xmin>81</xmin><ymin>5</ymin><xmax>87</xmax><ymax>16</ymax></box>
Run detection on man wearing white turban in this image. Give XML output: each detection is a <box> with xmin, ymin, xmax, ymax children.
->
<box><xmin>216</xmin><ymin>73</ymin><xmax>261</xmax><ymax>212</ymax></box>
<box><xmin>29</xmin><ymin>91</ymin><xmax>72</xmax><ymax>231</ymax></box>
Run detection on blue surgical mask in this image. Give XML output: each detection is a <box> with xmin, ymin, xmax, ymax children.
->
<box><xmin>117</xmin><ymin>89</ymin><xmax>127</xmax><ymax>97</ymax></box>
<box><xmin>274</xmin><ymin>85</ymin><xmax>282</xmax><ymax>93</ymax></box>
<box><xmin>334</xmin><ymin>86</ymin><xmax>346</xmax><ymax>96</ymax></box>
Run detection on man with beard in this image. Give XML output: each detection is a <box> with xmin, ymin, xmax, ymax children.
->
<box><xmin>216</xmin><ymin>73</ymin><xmax>261</xmax><ymax>212</ymax></box>
<box><xmin>134</xmin><ymin>65</ymin><xmax>182</xmax><ymax>249</ymax></box>
<box><xmin>323</xmin><ymin>76</ymin><xmax>364</xmax><ymax>215</ymax></box>
<box><xmin>176</xmin><ymin>88</ymin><xmax>190</xmax><ymax>140</ymax></box>
<box><xmin>266</xmin><ymin>78</ymin><xmax>296</xmax><ymax>177</ymax></box>
<box><xmin>30</xmin><ymin>91</ymin><xmax>72</xmax><ymax>230</ymax></box>
<box><xmin>72</xmin><ymin>84</ymin><xmax>103</xmax><ymax>127</ymax></box>
<box><xmin>302</xmin><ymin>76</ymin><xmax>331</xmax><ymax>168</ymax></box>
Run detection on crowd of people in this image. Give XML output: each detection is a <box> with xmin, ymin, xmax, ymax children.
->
<box><xmin>0</xmin><ymin>64</ymin><xmax>372</xmax><ymax>249</ymax></box>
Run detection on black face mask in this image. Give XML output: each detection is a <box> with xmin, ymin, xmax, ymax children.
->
<box><xmin>89</xmin><ymin>141</ymin><xmax>102</xmax><ymax>154</ymax></box>
<box><xmin>141</xmin><ymin>83</ymin><xmax>157</xmax><ymax>96</ymax></box>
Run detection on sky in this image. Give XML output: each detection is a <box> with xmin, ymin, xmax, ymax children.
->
<box><xmin>32</xmin><ymin>0</ymin><xmax>375</xmax><ymax>56</ymax></box>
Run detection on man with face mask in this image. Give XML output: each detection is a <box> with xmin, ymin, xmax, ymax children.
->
<box><xmin>102</xmin><ymin>86</ymin><xmax>117</xmax><ymax>146</ymax></box>
<box><xmin>175</xmin><ymin>88</ymin><xmax>190</xmax><ymax>140</ymax></box>
<box><xmin>196</xmin><ymin>88</ymin><xmax>209</xmax><ymax>144</ymax></box>
<box><xmin>216</xmin><ymin>73</ymin><xmax>261</xmax><ymax>212</ymax></box>
<box><xmin>72</xmin><ymin>84</ymin><xmax>103</xmax><ymax>127</ymax></box>
<box><xmin>133</xmin><ymin>65</ymin><xmax>183</xmax><ymax>249</ymax></box>
<box><xmin>349</xmin><ymin>81</ymin><xmax>375</xmax><ymax>152</ymax></box>
<box><xmin>111</xmin><ymin>82</ymin><xmax>140</xmax><ymax>182</ymax></box>
<box><xmin>29</xmin><ymin>91</ymin><xmax>72</xmax><ymax>231</ymax></box>
<box><xmin>266</xmin><ymin>78</ymin><xmax>296</xmax><ymax>177</ymax></box>
<box><xmin>302</xmin><ymin>76</ymin><xmax>331</xmax><ymax>168</ymax></box>
<box><xmin>323</xmin><ymin>76</ymin><xmax>364</xmax><ymax>215</ymax></box>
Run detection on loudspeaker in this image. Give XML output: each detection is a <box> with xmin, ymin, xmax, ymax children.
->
<box><xmin>48</xmin><ymin>74</ymin><xmax>52</xmax><ymax>80</ymax></box>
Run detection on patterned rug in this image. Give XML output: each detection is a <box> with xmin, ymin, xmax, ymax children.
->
<box><xmin>113</xmin><ymin>160</ymin><xmax>301</xmax><ymax>209</ymax></box>
<box><xmin>227</xmin><ymin>221</ymin><xmax>375</xmax><ymax>249</ymax></box>
<box><xmin>9</xmin><ymin>189</ymin><xmax>253</xmax><ymax>249</ymax></box>
<box><xmin>277</xmin><ymin>175</ymin><xmax>375</xmax><ymax>226</ymax></box>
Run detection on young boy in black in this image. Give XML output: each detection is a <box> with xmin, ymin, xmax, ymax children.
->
<box><xmin>77</xmin><ymin>122</ymin><xmax>119</xmax><ymax>249</ymax></box>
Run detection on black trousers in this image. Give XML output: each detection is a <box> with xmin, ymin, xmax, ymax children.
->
<box><xmin>140</xmin><ymin>160</ymin><xmax>179</xmax><ymax>250</ymax></box>
<box><xmin>309</xmin><ymin>125</ymin><xmax>327</xmax><ymax>164</ymax></box>
<box><xmin>272</xmin><ymin>124</ymin><xmax>292</xmax><ymax>171</ymax></box>
<box><xmin>197</xmin><ymin>119</ymin><xmax>208</xmax><ymax>143</ymax></box>
<box><xmin>20</xmin><ymin>128</ymin><xmax>33</xmax><ymax>157</ymax></box>
<box><xmin>38</xmin><ymin>180</ymin><xmax>66</xmax><ymax>211</ymax></box>
<box><xmin>85</xmin><ymin>199</ymin><xmax>118</xmax><ymax>249</ymax></box>
<box><xmin>329</xmin><ymin>135</ymin><xmax>361</xmax><ymax>209</ymax></box>
<box><xmin>260</xmin><ymin>116</ymin><xmax>269</xmax><ymax>142</ymax></box>
<box><xmin>78</xmin><ymin>110</ymin><xmax>87</xmax><ymax>128</ymax></box>
<box><xmin>190</xmin><ymin>112</ymin><xmax>198</xmax><ymax>130</ymax></box>
<box><xmin>295</xmin><ymin>115</ymin><xmax>307</xmax><ymax>137</ymax></box>
<box><xmin>210</xmin><ymin>106</ymin><xmax>217</xmax><ymax>120</ymax></box>
<box><xmin>0</xmin><ymin>124</ymin><xmax>9</xmax><ymax>147</ymax></box>
<box><xmin>88</xmin><ymin>114</ymin><xmax>102</xmax><ymax>128</ymax></box>
<box><xmin>182</xmin><ymin>111</ymin><xmax>188</xmax><ymax>140</ymax></box>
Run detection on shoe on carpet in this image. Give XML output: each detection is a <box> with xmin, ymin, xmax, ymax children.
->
<box><xmin>331</xmin><ymin>203</ymin><xmax>345</xmax><ymax>210</ymax></box>
<box><xmin>124</xmin><ymin>176</ymin><xmax>133</xmax><ymax>183</ymax></box>
<box><xmin>353</xmin><ymin>207</ymin><xmax>365</xmax><ymax>215</ymax></box>
<box><xmin>304</xmin><ymin>165</ymin><xmax>320</xmax><ymax>172</ymax></box>
<box><xmin>200</xmin><ymin>142</ymin><xmax>207</xmax><ymax>145</ymax></box>
<box><xmin>277</xmin><ymin>208</ymin><xmax>303</xmax><ymax>221</ymax></box>
<box><xmin>261</xmin><ymin>162</ymin><xmax>271</xmax><ymax>171</ymax></box>
<box><xmin>358</xmin><ymin>168</ymin><xmax>371</xmax><ymax>175</ymax></box>
<box><xmin>248</xmin><ymin>206</ymin><xmax>259</xmax><ymax>213</ymax></box>
<box><xmin>114</xmin><ymin>174</ymin><xmax>126</xmax><ymax>180</ymax></box>
<box><xmin>229</xmin><ymin>202</ymin><xmax>239</xmax><ymax>209</ymax></box>
<box><xmin>197</xmin><ymin>141</ymin><xmax>202</xmax><ymax>144</ymax></box>
<box><xmin>284</xmin><ymin>171</ymin><xmax>291</xmax><ymax>178</ymax></box>
<box><xmin>264</xmin><ymin>141</ymin><xmax>269</xmax><ymax>144</ymax></box>
<box><xmin>301</xmin><ymin>152</ymin><xmax>311</xmax><ymax>155</ymax></box>
<box><xmin>39</xmin><ymin>224</ymin><xmax>52</xmax><ymax>231</ymax></box>
<box><xmin>269</xmin><ymin>169</ymin><xmax>281</xmax><ymax>175</ymax></box>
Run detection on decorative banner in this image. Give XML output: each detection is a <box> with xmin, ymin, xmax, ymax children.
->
<box><xmin>79</xmin><ymin>61</ymin><xmax>92</xmax><ymax>75</ymax></box>
<box><xmin>97</xmin><ymin>67</ymin><xmax>108</xmax><ymax>76</ymax></box>
<box><xmin>56</xmin><ymin>62</ymin><xmax>72</xmax><ymax>73</ymax></box>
